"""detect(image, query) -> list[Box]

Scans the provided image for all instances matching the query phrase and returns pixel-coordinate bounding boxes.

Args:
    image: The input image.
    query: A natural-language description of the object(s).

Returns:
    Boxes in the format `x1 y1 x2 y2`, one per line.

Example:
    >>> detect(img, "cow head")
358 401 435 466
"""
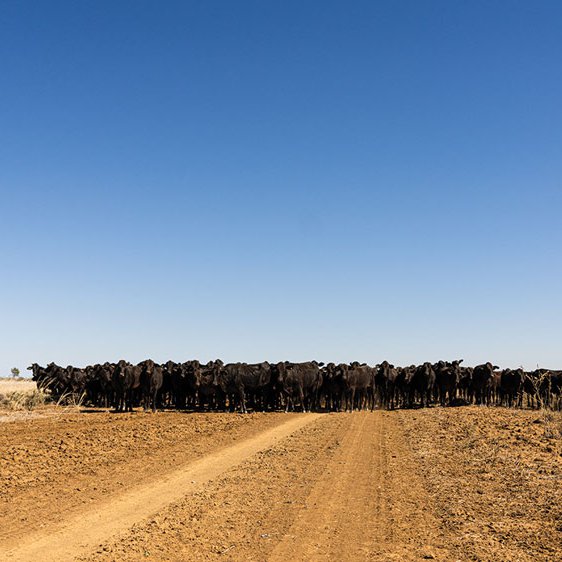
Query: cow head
27 363 42 379
337 363 349 382
273 362 289 385
208 360 222 387
116 360 128 379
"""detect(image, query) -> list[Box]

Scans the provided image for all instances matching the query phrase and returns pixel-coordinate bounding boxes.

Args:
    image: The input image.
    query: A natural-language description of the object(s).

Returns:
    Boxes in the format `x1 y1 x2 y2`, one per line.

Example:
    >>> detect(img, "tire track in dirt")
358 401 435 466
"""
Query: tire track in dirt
0 411 290 541
2 414 322 562
269 412 380 560
269 411 450 561
81 413 349 561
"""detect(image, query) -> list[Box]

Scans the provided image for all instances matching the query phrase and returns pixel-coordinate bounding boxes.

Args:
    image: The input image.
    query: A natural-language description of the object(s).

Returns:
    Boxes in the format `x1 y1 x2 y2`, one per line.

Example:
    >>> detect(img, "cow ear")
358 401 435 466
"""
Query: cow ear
318 362 325 367
493 365 499 370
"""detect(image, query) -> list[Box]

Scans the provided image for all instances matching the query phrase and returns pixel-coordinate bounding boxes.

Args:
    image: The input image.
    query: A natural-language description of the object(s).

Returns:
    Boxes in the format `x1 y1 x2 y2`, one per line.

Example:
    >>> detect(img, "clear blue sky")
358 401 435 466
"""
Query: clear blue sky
1 1 561 375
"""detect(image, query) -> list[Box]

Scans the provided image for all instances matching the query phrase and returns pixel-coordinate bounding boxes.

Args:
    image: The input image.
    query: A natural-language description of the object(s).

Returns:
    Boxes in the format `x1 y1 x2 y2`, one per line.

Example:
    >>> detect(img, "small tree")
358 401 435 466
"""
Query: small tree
11 367 20 379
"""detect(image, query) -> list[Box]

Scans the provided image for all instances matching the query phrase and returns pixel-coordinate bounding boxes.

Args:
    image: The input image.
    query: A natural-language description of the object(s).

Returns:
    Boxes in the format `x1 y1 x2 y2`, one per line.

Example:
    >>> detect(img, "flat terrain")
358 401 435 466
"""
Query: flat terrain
0 379 37 395
1 407 561 561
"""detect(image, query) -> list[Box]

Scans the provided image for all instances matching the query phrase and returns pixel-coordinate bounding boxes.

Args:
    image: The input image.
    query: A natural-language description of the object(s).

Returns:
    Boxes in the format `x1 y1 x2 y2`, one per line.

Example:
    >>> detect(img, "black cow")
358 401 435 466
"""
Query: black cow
140 359 163 412
113 360 142 412
500 368 524 408
321 363 344 411
276 361 323 412
470 363 498 405
197 360 225 410
433 360 462 406
216 362 271 413
341 362 374 412
376 361 399 409
408 362 436 408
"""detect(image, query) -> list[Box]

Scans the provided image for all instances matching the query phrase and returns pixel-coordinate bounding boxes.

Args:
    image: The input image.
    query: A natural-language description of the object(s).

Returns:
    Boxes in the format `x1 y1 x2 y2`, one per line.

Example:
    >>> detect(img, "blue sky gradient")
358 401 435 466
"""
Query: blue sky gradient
1 1 561 375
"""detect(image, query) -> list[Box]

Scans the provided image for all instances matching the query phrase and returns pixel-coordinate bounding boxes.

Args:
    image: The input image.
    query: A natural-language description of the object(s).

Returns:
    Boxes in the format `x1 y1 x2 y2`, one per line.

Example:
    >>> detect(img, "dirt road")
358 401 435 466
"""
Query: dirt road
2 408 561 561
3 414 321 562
269 412 446 561
82 411 448 562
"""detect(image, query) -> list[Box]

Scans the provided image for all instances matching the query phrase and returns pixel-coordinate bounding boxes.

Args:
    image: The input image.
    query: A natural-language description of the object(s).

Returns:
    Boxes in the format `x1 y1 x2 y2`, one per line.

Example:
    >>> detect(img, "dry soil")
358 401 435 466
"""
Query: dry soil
1 406 561 561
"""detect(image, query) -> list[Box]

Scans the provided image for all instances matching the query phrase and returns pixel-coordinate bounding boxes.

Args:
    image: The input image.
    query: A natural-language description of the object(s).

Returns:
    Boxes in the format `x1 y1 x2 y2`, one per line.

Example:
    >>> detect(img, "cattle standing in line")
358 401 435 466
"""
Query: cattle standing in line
27 359 562 413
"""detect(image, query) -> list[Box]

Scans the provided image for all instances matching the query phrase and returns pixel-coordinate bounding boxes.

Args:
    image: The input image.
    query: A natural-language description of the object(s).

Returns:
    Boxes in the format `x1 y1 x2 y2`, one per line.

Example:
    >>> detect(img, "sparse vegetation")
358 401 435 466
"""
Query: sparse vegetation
55 390 86 409
0 389 48 411
541 408 562 439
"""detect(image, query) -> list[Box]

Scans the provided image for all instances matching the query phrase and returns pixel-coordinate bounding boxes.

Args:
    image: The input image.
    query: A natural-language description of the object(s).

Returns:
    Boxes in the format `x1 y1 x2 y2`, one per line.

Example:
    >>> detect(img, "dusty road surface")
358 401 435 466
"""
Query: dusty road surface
1 408 561 561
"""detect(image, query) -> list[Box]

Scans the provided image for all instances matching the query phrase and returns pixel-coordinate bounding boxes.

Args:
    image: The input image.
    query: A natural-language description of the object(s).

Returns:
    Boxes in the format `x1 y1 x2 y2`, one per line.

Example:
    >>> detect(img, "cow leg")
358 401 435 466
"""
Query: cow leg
152 387 157 413
298 387 306 413
239 388 247 414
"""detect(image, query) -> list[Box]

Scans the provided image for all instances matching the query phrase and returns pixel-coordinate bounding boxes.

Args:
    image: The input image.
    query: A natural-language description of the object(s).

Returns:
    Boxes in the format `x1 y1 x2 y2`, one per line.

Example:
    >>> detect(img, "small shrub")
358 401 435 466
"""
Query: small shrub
541 408 562 440
1 389 49 411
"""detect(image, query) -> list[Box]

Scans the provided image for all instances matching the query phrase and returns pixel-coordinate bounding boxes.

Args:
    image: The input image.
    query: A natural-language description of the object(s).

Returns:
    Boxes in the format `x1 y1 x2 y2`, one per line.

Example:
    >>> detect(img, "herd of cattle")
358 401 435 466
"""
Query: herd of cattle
27 359 562 413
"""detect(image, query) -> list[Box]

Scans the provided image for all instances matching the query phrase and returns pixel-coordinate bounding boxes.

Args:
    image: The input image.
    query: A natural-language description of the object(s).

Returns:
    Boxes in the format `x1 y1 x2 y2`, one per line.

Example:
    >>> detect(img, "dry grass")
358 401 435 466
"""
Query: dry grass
54 390 87 410
541 407 562 439
0 380 90 424
0 379 37 394
0 379 53 416
0 379 88 414
0 389 48 411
